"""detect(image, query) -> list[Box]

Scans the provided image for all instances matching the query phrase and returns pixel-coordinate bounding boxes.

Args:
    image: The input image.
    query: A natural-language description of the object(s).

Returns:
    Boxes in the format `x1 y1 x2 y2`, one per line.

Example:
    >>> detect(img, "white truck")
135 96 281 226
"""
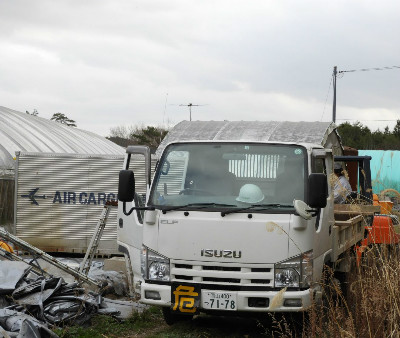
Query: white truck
117 121 365 323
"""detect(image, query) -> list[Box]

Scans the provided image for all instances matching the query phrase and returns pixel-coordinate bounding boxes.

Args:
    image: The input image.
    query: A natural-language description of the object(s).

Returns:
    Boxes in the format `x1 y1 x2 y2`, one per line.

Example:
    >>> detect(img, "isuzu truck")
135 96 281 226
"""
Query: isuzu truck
117 121 365 323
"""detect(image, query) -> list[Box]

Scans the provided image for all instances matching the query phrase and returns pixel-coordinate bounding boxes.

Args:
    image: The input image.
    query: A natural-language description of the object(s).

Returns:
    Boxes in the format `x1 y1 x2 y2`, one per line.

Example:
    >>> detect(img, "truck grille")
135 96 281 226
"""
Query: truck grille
171 260 274 287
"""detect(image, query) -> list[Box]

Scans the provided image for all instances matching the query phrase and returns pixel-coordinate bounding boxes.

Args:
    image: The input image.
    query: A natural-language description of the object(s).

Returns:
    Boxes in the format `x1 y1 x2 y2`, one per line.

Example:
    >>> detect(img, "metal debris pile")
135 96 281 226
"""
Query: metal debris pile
0 261 120 337
0 226 144 337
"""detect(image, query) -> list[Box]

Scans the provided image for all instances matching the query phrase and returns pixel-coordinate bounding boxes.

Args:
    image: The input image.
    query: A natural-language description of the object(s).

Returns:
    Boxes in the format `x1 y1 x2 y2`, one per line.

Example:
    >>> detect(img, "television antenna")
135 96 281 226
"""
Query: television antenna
179 103 207 121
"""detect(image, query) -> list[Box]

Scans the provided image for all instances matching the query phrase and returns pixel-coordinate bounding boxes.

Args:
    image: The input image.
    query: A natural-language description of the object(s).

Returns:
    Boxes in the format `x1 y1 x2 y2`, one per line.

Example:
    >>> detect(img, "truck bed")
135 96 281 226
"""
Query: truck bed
331 205 380 262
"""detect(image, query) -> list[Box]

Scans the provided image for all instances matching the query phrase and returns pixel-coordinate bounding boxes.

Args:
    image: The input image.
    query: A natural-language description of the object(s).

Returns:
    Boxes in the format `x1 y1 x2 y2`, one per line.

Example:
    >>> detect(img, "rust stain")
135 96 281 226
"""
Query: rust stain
266 221 284 234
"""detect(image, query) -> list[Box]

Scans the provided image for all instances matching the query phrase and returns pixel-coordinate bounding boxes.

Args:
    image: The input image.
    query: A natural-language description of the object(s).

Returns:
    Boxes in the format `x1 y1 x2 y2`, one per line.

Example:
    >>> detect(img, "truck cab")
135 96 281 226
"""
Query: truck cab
117 121 349 322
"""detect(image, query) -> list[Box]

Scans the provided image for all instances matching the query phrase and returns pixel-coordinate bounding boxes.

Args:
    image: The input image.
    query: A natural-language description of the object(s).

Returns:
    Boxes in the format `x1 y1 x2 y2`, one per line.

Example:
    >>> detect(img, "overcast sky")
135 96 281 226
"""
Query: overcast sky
0 0 399 137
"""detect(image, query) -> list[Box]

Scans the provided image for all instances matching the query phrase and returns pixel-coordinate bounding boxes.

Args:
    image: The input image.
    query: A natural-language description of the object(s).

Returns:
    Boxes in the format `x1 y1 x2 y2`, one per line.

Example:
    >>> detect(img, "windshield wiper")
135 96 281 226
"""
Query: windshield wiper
159 203 237 214
221 203 294 217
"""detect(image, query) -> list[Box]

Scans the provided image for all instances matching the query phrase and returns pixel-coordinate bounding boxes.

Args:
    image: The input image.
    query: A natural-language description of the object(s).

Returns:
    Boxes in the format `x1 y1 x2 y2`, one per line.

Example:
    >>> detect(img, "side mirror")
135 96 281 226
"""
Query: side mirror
118 170 135 202
308 173 328 209
294 200 312 221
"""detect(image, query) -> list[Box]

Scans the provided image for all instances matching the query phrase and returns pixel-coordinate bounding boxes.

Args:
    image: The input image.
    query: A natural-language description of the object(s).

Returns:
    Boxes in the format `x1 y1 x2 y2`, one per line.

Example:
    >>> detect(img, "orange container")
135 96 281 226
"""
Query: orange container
378 201 393 214
365 215 400 244
372 193 393 214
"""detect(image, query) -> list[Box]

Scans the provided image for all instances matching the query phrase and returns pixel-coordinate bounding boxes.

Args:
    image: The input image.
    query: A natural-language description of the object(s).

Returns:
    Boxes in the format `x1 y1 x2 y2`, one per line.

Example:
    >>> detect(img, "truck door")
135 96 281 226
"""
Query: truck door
312 150 334 260
118 147 152 251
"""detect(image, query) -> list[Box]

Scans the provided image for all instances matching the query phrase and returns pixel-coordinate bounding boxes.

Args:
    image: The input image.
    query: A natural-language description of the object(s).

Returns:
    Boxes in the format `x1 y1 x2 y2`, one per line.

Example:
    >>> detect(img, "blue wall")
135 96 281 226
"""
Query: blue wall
359 150 400 194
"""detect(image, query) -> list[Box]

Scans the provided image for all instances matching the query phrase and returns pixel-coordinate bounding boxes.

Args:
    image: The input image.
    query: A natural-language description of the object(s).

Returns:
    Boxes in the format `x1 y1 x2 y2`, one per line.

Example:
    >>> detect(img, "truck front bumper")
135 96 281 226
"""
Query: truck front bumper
140 282 314 312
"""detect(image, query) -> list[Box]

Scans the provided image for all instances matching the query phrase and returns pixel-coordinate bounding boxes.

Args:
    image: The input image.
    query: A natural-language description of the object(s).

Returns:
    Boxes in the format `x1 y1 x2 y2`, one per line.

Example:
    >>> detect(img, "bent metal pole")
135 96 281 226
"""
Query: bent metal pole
0 227 102 289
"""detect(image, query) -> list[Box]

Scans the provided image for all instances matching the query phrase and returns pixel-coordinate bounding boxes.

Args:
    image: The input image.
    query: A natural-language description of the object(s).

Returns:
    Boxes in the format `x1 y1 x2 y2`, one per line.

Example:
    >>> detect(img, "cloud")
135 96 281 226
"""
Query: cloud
0 0 399 136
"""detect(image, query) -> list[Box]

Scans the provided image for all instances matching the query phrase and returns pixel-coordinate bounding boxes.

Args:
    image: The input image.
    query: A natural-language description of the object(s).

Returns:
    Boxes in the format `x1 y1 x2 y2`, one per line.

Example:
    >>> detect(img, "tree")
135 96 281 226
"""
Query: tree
108 125 132 147
384 126 390 135
108 124 168 149
130 126 168 149
26 109 38 116
337 121 400 150
50 113 77 127
394 119 400 139
337 122 371 149
109 125 129 139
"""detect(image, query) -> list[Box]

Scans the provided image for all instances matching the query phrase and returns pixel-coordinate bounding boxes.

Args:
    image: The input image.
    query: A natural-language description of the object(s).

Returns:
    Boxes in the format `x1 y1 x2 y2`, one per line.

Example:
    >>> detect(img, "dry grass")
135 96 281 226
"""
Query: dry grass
256 188 400 337
305 244 400 337
303 180 400 336
268 191 400 338
321 247 400 337
263 245 400 337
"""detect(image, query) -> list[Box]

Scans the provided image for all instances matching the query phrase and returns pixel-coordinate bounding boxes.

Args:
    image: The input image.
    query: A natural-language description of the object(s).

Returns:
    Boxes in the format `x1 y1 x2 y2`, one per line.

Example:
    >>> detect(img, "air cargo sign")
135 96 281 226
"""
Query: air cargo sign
21 188 117 206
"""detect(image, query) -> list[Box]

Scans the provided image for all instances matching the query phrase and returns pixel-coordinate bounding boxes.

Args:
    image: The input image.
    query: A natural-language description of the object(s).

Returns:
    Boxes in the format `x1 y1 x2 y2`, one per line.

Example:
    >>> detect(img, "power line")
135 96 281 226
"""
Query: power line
320 75 333 121
338 65 400 74
331 64 400 123
336 119 398 122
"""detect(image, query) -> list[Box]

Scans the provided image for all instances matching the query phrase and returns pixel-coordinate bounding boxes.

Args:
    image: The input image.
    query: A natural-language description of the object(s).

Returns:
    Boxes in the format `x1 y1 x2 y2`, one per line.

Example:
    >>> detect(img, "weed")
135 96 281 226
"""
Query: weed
298 244 400 337
54 306 164 338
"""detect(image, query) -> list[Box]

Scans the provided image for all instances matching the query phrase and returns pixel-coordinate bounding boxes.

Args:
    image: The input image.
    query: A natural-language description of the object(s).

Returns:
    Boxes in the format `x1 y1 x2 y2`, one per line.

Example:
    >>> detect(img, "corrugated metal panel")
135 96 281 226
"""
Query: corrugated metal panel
0 106 124 175
16 153 124 253
359 150 400 194
15 152 156 254
229 154 279 178
156 121 341 157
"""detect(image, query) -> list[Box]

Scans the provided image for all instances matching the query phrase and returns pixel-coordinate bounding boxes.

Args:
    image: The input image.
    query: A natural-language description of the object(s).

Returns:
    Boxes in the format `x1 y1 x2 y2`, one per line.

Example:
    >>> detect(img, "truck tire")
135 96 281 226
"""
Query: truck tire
162 307 194 325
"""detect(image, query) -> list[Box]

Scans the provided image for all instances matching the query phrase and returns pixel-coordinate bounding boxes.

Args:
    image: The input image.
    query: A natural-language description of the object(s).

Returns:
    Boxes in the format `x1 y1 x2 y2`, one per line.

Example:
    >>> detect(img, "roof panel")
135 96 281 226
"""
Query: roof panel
0 106 124 174
156 120 339 157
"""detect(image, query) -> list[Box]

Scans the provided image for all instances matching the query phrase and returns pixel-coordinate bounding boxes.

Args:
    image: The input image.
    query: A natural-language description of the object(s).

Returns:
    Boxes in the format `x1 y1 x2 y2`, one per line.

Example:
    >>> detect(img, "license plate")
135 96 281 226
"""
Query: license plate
202 291 237 311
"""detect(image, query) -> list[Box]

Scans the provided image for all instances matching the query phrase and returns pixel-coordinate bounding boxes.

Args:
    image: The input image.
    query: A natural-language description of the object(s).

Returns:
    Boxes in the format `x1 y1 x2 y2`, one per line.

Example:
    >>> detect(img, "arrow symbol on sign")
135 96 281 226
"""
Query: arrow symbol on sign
21 188 46 205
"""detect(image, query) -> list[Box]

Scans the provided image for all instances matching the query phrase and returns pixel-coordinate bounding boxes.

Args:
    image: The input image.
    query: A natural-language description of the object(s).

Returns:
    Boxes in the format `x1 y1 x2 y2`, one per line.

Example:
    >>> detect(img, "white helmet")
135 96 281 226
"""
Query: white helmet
236 184 264 204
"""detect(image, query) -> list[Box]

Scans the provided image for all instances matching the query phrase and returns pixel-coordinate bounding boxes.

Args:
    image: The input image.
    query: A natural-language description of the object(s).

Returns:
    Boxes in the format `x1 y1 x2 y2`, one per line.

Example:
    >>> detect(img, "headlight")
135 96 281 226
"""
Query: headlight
141 245 170 282
274 250 313 288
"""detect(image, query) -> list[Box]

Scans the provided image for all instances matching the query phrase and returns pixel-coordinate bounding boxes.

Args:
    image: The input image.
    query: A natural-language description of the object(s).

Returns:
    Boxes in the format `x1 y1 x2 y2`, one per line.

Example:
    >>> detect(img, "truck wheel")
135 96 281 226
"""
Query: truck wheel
162 307 193 325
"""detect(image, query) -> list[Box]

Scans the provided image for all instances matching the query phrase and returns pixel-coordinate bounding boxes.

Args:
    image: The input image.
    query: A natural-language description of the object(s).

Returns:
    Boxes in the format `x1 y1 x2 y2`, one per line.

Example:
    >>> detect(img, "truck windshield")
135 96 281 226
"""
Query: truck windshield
150 143 306 211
